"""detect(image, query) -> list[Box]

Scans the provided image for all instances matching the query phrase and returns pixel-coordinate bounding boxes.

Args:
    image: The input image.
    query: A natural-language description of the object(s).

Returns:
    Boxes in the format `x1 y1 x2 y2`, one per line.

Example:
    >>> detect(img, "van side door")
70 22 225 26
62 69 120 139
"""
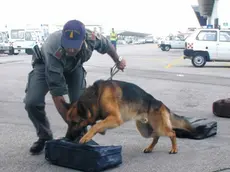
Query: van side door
217 31 230 60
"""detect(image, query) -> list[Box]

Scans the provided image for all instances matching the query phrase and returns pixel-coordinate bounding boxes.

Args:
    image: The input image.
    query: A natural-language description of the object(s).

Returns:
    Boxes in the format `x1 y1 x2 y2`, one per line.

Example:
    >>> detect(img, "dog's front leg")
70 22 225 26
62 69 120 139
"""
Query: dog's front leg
79 116 123 143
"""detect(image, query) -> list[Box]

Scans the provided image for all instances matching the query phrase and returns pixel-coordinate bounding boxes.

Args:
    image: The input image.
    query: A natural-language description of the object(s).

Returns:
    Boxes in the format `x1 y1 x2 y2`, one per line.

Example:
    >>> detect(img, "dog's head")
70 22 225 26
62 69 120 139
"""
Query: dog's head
64 101 95 131
63 101 94 141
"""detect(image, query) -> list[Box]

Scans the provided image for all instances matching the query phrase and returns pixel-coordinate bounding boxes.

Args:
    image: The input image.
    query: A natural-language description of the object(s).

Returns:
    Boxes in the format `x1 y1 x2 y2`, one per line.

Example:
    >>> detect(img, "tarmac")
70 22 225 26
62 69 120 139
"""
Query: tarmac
1 44 230 172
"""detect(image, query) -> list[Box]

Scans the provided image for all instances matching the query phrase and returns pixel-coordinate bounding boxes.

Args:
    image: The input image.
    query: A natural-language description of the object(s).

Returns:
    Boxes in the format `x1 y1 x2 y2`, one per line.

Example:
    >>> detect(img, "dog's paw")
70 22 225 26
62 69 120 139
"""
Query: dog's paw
143 147 153 153
169 148 178 154
79 135 92 144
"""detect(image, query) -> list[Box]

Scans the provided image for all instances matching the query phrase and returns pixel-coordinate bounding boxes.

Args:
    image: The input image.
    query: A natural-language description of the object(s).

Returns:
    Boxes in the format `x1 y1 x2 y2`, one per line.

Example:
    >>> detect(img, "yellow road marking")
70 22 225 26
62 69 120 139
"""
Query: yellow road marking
164 56 184 69
224 62 230 67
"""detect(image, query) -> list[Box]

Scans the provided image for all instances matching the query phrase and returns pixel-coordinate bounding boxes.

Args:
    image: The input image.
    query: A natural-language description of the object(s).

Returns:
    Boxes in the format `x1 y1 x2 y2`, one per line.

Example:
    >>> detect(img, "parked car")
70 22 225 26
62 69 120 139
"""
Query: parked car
117 40 127 45
160 36 185 51
145 36 154 43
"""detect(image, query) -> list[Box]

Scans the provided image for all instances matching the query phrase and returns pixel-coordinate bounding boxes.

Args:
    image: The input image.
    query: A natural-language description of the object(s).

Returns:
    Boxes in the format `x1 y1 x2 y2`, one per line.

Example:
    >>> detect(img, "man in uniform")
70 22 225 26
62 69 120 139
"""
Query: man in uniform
24 20 126 155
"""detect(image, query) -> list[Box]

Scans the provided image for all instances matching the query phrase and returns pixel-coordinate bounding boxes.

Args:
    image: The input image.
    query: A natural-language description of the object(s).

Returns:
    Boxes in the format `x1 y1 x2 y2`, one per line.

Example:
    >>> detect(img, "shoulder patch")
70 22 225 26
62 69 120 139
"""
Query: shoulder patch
54 47 64 59
95 33 102 39
87 32 96 40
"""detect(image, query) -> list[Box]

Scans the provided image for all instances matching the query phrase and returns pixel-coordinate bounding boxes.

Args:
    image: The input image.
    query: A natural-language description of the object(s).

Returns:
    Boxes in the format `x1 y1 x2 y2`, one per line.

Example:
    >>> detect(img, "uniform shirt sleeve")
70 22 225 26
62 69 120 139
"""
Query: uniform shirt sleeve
94 34 113 54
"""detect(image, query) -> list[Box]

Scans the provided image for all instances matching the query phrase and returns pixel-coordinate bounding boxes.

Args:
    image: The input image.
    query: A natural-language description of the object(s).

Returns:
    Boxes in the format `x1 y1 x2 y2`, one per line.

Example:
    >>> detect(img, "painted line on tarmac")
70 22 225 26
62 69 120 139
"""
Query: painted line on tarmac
164 56 184 68
0 60 24 64
133 56 166 62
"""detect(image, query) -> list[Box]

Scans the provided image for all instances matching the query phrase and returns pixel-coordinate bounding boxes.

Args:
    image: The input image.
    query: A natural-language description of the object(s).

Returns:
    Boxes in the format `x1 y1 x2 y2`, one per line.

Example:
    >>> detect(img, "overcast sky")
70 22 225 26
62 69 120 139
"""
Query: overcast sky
1 0 199 35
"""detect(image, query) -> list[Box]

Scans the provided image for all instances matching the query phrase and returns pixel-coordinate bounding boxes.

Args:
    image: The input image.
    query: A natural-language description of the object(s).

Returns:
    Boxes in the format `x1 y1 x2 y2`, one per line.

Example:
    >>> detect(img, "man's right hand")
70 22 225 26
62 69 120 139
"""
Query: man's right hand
52 96 69 123
116 58 126 71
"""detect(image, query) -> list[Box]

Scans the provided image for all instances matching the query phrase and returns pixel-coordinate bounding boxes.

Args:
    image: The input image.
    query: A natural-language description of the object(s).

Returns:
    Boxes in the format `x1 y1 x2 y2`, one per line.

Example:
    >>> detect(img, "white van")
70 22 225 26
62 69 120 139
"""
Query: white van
183 28 230 67
5 27 42 55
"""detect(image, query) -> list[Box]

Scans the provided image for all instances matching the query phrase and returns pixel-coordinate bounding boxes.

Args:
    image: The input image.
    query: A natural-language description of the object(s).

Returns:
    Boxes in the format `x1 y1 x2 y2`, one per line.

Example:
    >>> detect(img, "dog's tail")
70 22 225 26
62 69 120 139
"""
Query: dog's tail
169 111 194 132
148 98 194 133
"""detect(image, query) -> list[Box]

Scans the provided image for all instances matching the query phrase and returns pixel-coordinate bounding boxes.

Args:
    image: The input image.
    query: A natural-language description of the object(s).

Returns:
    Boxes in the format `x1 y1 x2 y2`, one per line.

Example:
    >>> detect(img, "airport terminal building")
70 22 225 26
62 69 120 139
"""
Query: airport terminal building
193 0 229 29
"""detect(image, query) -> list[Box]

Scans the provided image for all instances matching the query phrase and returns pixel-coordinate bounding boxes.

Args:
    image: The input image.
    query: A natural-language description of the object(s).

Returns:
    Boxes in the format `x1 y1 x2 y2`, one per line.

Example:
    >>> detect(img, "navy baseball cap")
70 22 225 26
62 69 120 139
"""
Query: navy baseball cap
61 20 86 49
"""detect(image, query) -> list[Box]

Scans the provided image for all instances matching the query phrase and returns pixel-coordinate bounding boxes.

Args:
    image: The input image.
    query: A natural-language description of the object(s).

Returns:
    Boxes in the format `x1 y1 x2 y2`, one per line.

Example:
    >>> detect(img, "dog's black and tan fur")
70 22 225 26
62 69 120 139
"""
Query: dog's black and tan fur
64 80 193 154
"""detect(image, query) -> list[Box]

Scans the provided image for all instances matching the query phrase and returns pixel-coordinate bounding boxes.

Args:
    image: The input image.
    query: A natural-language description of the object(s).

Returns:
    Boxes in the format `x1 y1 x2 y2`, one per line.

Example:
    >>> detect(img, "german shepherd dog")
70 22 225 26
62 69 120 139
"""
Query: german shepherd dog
64 80 193 154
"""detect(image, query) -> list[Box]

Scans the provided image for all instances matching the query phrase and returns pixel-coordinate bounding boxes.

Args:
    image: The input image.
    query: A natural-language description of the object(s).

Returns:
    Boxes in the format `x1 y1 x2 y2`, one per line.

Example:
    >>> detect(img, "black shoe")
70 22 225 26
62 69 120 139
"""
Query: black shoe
29 138 52 155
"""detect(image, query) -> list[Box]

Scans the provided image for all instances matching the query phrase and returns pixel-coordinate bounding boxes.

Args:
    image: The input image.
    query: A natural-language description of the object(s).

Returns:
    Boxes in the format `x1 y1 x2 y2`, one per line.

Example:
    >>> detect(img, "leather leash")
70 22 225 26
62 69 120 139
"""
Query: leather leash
107 64 120 80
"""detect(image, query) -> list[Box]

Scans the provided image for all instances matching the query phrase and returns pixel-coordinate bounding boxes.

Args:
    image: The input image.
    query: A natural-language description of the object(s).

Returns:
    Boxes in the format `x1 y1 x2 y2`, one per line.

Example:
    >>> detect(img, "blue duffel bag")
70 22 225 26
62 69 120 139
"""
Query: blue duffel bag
45 138 122 172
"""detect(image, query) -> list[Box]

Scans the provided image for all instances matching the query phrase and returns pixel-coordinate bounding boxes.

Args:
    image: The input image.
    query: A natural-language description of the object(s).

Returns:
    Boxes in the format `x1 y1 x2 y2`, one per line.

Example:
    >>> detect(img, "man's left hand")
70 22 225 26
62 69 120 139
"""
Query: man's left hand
117 59 126 71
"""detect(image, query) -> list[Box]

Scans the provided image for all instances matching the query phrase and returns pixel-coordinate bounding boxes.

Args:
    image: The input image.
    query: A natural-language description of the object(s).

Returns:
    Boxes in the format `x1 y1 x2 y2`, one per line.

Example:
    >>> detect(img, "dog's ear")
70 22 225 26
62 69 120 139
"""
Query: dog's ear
78 102 92 119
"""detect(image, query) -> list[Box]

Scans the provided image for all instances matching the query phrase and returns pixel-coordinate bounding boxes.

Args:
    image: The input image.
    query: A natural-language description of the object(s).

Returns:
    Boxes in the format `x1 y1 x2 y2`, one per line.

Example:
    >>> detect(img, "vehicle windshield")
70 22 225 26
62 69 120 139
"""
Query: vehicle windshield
11 29 25 39
25 31 37 41
175 37 182 41
0 32 9 42
183 33 192 40
184 31 197 40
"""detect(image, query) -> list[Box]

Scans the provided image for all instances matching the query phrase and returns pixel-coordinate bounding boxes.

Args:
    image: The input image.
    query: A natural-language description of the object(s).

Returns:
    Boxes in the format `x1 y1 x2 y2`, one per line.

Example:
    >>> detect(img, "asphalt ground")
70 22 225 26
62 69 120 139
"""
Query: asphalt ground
1 44 230 172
